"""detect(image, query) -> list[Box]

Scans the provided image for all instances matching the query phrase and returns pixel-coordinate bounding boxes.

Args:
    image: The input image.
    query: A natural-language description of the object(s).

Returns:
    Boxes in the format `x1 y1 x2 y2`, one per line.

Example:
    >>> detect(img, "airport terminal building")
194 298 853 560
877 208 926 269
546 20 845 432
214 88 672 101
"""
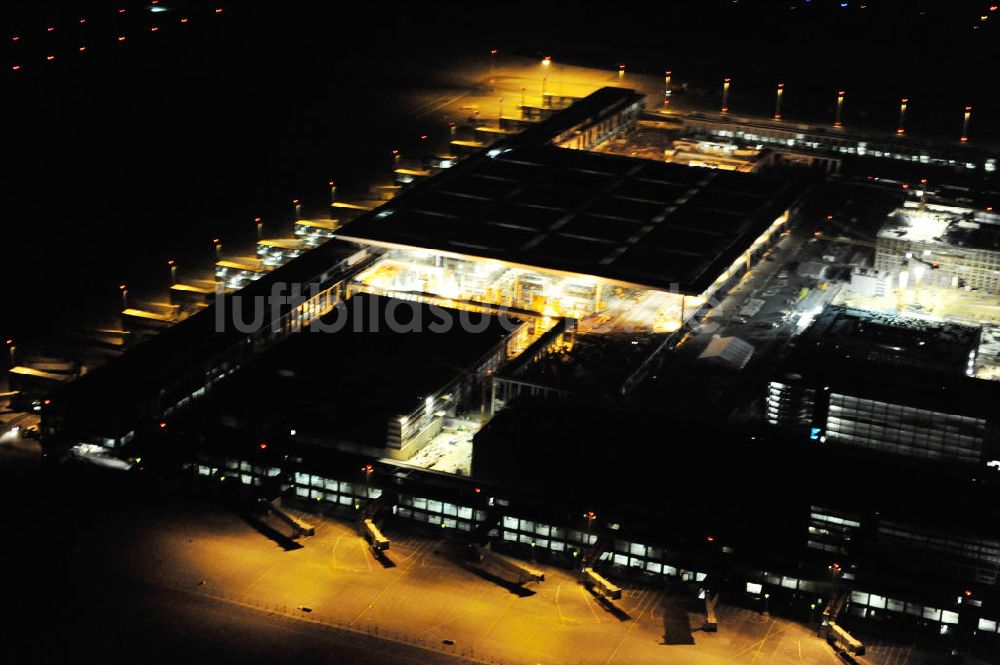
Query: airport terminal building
46 87 807 459
35 86 1000 648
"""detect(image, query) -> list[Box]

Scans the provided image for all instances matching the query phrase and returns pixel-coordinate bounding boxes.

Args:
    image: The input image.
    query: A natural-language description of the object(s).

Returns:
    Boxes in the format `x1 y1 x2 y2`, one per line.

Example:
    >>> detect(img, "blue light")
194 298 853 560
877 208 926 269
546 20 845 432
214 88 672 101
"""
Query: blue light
810 427 822 440
840 2 848 6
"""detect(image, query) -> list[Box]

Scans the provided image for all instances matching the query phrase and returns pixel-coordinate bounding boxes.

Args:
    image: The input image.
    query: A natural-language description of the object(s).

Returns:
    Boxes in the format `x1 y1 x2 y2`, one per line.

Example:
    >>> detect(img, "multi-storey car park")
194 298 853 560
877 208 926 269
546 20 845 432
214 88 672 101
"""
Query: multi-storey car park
36 86 1000 653
766 305 1000 466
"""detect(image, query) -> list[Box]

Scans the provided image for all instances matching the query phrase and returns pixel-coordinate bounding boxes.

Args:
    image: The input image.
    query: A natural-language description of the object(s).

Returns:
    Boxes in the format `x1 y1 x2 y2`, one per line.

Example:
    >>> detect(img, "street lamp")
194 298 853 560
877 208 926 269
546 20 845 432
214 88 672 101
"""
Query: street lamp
961 105 972 143
664 70 672 108
167 259 176 285
721 77 731 113
834 90 845 128
119 284 128 310
618 63 625 78
541 55 551 67
584 510 596 542
489 48 497 88
362 463 373 499
328 180 337 206
292 198 302 220
774 82 784 120
254 217 263 241
897 97 908 135
213 238 222 260
763 592 770 615
6 339 15 368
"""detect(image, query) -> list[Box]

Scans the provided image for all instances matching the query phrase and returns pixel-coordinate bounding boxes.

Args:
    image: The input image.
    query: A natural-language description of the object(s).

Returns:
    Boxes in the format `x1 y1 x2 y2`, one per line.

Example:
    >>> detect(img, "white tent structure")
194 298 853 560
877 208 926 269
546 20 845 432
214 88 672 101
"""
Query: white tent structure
698 336 755 370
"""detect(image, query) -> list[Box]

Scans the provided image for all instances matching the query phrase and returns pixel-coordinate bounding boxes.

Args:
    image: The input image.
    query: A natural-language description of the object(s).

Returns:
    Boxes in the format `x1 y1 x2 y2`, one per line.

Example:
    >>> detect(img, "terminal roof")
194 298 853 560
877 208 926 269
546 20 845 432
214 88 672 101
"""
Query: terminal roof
337 144 800 294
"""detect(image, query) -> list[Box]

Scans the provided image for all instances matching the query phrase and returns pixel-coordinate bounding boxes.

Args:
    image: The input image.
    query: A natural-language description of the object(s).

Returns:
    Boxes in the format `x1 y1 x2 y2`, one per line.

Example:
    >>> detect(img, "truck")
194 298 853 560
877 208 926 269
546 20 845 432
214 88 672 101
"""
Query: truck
362 518 390 553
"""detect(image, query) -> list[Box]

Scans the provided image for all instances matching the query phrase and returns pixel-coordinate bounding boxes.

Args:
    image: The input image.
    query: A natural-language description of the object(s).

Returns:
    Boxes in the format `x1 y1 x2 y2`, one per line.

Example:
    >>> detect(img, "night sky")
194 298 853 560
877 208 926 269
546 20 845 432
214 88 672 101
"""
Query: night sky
3 0 997 343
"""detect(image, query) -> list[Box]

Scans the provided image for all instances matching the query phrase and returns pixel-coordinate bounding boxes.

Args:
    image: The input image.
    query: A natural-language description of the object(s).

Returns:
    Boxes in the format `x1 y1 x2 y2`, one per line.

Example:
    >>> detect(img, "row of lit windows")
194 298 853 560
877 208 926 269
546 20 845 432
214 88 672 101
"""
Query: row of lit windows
878 526 999 585
399 495 482 522
827 394 984 461
826 416 982 442
810 510 861 529
879 525 1000 565
827 419 981 448
182 461 1000 633
397 507 473 531
705 129 977 168
760 573 828 592
495 517 716 581
827 431 982 462
827 413 984 437
808 539 847 554
830 397 985 429
850 591 959 624
294 472 376 499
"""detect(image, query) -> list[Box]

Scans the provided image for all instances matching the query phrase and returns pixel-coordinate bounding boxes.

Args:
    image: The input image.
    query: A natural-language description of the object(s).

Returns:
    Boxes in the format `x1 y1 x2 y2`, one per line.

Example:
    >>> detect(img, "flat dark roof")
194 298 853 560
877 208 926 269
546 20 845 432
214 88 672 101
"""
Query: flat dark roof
184 294 517 449
337 143 801 294
49 238 364 434
473 401 1000 550
798 305 980 376
775 347 1000 420
499 331 667 397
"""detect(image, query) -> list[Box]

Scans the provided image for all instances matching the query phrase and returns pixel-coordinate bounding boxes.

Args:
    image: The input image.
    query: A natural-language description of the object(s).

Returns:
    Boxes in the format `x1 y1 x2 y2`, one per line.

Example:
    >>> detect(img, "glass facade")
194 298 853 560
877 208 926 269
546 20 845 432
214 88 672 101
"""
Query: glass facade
180 459 1000 637
878 521 1000 586
826 393 984 463
808 506 862 555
